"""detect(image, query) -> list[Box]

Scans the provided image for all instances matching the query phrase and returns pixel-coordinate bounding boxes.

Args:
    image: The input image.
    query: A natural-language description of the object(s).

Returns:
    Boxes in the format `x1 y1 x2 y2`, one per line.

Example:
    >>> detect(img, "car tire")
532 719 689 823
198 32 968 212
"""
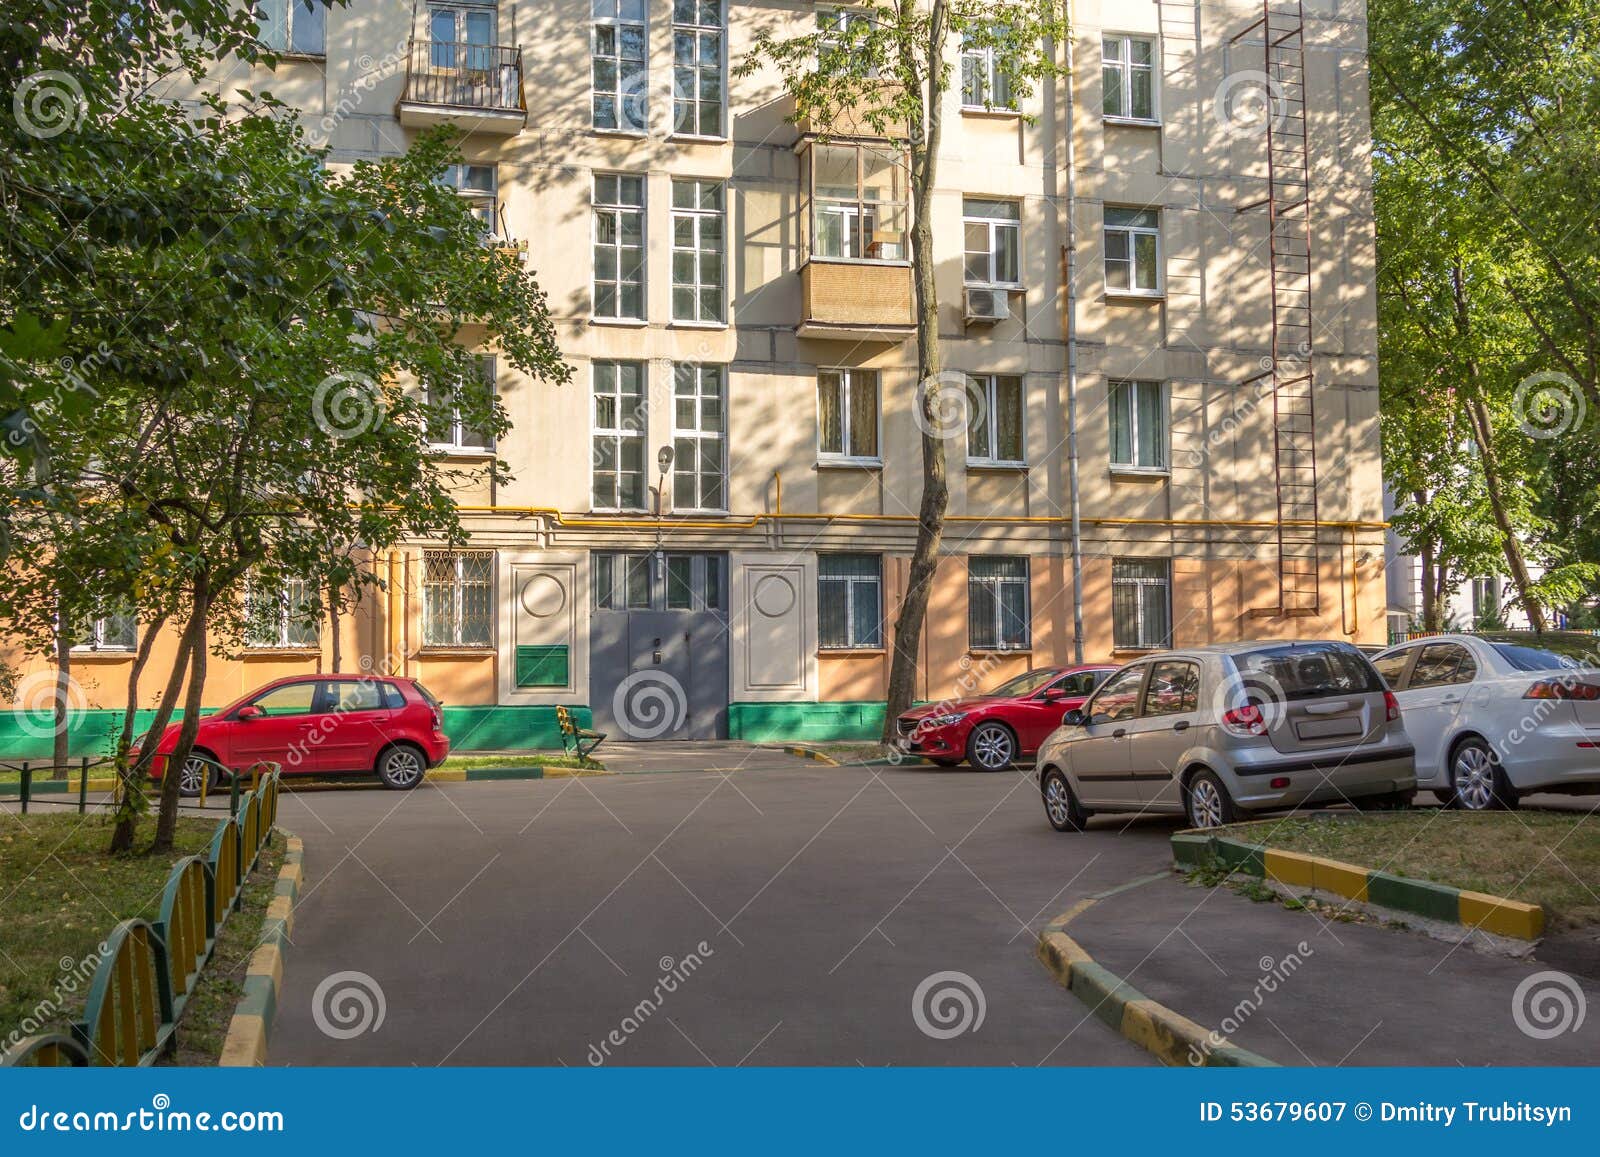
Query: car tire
966 722 1017 771
1041 767 1087 833
176 753 215 798
1448 737 1517 811
1184 768 1239 829
376 744 427 791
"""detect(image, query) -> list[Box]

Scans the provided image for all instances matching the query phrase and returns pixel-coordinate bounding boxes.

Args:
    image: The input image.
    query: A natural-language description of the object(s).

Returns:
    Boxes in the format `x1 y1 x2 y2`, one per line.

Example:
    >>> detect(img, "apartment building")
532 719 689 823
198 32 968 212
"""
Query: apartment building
7 0 1387 752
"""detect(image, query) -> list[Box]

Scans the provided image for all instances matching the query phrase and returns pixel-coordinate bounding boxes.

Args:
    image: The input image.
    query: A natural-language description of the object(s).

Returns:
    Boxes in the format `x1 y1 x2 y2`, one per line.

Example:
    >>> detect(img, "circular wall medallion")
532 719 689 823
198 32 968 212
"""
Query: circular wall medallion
519 573 566 619
752 573 796 618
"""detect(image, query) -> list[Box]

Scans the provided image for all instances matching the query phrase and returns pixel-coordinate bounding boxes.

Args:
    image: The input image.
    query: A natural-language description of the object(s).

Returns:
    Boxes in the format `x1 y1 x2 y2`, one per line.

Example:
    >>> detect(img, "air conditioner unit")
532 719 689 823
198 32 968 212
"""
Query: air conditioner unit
964 287 1011 324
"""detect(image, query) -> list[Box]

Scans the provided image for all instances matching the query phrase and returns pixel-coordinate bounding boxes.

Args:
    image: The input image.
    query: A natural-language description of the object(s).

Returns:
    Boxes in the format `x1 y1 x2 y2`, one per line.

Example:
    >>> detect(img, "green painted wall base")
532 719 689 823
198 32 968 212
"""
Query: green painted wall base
728 701 887 743
0 709 218 761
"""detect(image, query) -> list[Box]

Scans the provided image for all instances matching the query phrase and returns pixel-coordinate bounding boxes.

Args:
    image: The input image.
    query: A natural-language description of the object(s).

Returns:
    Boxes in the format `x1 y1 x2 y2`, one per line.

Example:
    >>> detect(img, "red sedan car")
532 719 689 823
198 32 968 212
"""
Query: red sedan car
895 665 1117 770
140 674 451 794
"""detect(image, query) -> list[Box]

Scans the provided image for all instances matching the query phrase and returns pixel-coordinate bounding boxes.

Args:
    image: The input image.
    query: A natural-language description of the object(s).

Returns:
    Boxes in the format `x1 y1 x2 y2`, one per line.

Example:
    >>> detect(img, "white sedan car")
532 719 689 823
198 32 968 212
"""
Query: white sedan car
1373 633 1600 809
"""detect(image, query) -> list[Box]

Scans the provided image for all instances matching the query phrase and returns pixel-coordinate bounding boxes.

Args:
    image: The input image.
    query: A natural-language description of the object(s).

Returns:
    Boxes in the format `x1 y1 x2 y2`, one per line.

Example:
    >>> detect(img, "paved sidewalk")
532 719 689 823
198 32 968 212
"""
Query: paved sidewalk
1064 873 1600 1065
600 741 821 775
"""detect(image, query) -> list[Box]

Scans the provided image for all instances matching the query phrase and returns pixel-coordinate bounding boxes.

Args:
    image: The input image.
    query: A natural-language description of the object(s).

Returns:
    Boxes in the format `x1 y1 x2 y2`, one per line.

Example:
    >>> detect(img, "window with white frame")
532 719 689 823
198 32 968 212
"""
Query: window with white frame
258 0 325 55
1109 379 1167 469
673 363 726 511
966 374 1025 465
244 578 319 649
440 163 498 238
1102 34 1157 122
817 7 875 74
960 32 1013 109
593 361 647 510
817 369 879 461
592 0 647 132
423 551 494 647
968 557 1030 650
810 142 908 261
428 3 496 69
671 179 725 323
1104 206 1161 295
594 552 652 609
593 173 646 319
963 198 1021 286
1112 558 1172 649
74 609 137 652
672 0 724 136
427 355 495 452
819 555 883 649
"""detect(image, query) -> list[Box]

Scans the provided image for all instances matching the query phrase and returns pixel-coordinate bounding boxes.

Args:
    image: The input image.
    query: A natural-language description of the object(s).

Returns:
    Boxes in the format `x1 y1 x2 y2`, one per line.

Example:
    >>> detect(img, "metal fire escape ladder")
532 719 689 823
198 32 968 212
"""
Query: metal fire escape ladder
1232 0 1320 617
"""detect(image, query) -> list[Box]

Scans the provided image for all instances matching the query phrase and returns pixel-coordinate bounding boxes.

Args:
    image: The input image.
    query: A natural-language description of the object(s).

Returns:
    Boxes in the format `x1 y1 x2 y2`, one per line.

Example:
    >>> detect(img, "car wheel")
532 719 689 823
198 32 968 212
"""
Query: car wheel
176 754 213 798
966 722 1017 771
377 744 426 791
1041 768 1087 833
1185 769 1238 829
1449 738 1516 811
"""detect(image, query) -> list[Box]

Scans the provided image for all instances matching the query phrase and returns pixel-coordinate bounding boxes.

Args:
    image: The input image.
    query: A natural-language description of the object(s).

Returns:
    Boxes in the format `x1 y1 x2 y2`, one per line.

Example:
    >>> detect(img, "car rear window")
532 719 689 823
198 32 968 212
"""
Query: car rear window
1492 643 1586 672
1230 642 1383 701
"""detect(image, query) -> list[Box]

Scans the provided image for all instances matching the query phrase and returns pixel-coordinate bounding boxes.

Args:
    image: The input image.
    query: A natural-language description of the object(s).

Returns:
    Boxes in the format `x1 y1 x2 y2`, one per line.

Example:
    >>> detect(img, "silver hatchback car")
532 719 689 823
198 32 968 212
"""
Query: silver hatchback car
1037 640 1418 831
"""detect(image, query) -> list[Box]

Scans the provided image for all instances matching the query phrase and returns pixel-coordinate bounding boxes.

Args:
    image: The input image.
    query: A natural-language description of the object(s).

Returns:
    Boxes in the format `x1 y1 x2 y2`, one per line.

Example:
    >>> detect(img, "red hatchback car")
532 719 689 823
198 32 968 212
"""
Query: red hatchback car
895 665 1116 770
141 675 451 794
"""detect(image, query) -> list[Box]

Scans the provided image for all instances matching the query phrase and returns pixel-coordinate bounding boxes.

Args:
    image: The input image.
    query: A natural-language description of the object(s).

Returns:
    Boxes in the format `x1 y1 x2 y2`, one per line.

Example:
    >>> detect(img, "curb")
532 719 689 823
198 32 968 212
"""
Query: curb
219 833 304 1067
782 745 840 766
1035 895 1277 1068
0 764 607 799
1173 831 1545 940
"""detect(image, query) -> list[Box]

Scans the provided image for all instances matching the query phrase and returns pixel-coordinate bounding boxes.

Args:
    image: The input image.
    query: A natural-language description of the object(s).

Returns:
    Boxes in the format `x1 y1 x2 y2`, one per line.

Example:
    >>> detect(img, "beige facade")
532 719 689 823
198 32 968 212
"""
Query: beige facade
4 0 1388 746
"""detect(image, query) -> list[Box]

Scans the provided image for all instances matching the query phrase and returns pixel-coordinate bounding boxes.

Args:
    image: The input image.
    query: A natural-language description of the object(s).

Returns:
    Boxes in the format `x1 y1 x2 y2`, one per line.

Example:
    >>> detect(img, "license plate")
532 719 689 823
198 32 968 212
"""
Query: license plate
1295 717 1363 740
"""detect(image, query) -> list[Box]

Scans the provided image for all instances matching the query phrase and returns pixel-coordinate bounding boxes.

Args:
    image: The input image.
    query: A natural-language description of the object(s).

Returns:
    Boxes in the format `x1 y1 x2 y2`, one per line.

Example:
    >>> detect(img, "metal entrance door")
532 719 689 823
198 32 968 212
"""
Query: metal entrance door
589 552 729 740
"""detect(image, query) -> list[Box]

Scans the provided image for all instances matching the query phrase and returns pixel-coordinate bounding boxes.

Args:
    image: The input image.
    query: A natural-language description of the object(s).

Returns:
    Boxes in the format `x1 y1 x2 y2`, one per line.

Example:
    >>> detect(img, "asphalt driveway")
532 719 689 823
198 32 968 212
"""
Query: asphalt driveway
267 760 1176 1066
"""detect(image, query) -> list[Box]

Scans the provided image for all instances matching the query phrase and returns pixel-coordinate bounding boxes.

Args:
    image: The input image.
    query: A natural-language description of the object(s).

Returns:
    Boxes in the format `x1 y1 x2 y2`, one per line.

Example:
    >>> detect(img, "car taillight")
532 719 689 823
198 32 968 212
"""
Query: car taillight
1525 679 1600 701
1221 704 1267 736
1384 690 1400 722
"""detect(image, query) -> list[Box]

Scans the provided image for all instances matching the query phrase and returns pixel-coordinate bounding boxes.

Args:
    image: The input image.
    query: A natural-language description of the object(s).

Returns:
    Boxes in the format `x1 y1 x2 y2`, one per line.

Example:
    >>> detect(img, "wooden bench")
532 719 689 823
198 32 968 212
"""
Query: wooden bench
556 705 605 761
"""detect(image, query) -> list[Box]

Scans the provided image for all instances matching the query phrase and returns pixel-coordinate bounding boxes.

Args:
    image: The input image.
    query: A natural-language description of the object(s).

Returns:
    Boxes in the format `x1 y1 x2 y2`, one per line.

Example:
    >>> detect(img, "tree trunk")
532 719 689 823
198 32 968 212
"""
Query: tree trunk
51 606 71 779
110 611 197 853
152 576 209 853
107 613 168 853
1417 504 1438 631
882 0 949 743
329 582 342 673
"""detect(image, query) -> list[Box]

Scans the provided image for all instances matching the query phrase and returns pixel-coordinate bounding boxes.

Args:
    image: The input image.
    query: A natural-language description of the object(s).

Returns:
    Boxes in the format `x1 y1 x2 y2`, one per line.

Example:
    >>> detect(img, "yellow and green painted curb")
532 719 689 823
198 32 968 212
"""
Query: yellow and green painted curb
1172 831 1546 941
1035 886 1277 1069
219 834 304 1067
0 763 606 799
782 745 841 766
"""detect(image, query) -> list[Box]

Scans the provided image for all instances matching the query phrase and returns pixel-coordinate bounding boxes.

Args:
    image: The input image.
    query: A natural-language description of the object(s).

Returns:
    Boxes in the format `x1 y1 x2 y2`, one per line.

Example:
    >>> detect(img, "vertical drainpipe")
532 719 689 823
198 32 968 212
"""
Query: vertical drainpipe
1063 11 1086 664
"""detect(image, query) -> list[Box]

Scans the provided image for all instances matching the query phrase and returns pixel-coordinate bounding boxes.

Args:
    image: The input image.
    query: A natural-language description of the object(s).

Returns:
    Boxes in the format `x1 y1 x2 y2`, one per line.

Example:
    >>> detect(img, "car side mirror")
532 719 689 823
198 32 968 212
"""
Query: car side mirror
1040 687 1068 702
1062 708 1086 727
236 705 263 721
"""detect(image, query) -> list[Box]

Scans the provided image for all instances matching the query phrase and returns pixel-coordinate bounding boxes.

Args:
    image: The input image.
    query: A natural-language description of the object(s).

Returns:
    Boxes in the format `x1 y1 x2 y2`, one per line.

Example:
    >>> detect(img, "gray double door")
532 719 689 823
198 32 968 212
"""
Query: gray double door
589 552 729 741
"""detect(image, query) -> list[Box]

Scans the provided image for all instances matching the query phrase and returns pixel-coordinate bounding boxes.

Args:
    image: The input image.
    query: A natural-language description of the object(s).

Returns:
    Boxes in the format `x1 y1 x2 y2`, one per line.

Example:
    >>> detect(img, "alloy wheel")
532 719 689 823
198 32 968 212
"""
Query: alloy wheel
383 748 424 788
1045 777 1071 826
1453 745 1495 810
1189 778 1225 828
179 757 209 794
971 725 1013 770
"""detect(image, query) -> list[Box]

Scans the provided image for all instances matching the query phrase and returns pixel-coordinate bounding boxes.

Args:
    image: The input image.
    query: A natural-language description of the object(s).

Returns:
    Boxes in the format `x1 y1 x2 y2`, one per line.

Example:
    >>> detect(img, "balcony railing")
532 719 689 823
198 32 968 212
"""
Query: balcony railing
398 39 527 130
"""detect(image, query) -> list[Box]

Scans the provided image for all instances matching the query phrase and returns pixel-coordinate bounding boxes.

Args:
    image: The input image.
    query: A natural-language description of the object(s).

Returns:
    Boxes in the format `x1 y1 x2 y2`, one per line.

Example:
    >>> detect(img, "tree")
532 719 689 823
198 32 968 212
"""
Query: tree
742 1 1069 737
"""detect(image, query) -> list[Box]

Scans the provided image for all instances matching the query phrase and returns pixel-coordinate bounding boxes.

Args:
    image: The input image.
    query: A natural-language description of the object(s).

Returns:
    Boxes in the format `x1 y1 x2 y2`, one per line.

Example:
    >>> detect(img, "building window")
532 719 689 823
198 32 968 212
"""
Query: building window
809 142 908 261
593 173 646 319
427 355 495 452
969 556 1030 650
966 374 1025 465
593 360 647 510
74 609 136 652
428 3 497 67
672 0 724 136
592 0 648 132
963 198 1021 286
665 553 723 611
1112 558 1172 649
440 163 498 238
594 552 652 609
673 363 726 511
960 33 1013 109
819 555 883 649
1104 207 1161 295
1109 379 1166 469
817 369 879 461
671 179 725 323
1103 34 1157 122
817 7 875 73
258 0 326 55
244 578 319 650
423 551 494 647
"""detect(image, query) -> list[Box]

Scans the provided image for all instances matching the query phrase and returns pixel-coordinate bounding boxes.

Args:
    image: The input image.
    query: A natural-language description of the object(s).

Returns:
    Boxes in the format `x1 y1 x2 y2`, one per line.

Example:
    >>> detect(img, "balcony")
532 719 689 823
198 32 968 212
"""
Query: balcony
397 40 527 136
798 259 915 342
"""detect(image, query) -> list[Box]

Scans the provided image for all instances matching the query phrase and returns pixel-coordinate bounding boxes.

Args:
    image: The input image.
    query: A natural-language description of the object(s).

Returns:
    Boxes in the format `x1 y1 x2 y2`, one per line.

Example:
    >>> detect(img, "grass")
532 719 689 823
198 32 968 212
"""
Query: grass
0 811 218 1043
1219 810 1600 930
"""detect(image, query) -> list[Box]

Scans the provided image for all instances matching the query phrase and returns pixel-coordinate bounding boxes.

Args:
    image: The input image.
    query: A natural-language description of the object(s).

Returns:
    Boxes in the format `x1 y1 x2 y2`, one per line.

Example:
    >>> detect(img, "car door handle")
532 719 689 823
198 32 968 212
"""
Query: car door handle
1172 720 1191 732
1440 694 1462 704
1112 727 1127 739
